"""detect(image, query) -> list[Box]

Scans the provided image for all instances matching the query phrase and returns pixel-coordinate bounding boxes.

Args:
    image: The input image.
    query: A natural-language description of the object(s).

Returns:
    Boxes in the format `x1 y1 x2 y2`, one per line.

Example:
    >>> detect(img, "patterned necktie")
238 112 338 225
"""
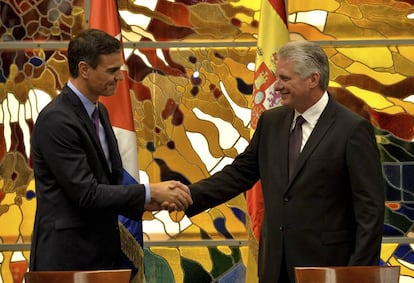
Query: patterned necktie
289 115 305 181
92 106 100 138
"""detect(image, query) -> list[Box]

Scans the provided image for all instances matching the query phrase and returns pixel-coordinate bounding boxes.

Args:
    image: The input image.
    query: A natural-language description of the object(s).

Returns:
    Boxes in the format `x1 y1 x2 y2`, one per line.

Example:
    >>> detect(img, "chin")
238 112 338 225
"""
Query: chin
280 98 290 107
104 90 116 97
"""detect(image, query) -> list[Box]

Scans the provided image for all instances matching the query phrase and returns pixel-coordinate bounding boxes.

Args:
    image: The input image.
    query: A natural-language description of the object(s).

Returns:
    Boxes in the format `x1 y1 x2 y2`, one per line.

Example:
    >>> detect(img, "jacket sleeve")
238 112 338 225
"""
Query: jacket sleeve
346 119 384 265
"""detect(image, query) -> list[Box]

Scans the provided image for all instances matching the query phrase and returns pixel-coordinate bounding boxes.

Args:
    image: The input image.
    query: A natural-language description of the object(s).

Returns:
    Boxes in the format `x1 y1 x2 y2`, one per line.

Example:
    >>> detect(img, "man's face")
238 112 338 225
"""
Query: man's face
86 52 124 99
274 58 314 113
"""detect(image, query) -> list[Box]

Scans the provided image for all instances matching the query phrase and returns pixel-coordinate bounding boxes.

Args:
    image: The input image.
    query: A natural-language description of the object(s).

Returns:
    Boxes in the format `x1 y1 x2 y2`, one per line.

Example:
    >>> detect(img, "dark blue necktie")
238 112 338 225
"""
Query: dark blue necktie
289 115 305 181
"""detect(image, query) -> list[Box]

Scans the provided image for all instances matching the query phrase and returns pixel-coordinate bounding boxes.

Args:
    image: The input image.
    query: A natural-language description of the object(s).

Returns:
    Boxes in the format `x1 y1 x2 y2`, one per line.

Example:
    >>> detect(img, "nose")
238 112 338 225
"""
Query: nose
273 78 283 91
115 71 124 81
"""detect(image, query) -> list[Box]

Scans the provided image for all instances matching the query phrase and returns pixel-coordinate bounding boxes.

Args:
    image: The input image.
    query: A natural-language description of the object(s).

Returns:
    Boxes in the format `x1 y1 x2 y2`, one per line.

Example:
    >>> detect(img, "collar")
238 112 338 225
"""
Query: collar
67 81 97 117
294 91 329 127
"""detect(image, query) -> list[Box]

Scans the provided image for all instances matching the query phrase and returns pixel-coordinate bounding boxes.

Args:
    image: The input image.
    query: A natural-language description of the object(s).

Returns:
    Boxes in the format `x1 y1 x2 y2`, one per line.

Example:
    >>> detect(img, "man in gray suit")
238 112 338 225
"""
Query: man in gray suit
29 29 192 271
185 40 384 283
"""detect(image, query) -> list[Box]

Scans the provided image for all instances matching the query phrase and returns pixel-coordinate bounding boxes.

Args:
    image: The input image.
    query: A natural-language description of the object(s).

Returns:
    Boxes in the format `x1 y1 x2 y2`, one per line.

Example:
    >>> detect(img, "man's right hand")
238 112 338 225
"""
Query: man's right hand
148 181 192 211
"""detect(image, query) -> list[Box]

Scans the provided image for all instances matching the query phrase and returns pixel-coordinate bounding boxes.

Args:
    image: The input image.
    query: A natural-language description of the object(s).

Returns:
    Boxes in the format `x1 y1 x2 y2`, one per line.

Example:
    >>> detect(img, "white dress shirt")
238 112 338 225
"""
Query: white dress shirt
291 92 329 151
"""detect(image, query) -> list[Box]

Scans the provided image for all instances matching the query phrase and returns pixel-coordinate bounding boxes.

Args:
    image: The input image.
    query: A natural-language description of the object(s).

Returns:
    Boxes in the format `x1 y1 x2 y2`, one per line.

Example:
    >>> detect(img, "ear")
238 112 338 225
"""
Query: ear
78 61 89 79
309 72 320 88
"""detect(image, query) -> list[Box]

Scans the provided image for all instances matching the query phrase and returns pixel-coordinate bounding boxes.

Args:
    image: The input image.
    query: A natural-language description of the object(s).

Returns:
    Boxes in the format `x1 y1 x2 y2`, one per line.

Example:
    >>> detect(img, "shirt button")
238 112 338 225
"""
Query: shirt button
279 226 284 231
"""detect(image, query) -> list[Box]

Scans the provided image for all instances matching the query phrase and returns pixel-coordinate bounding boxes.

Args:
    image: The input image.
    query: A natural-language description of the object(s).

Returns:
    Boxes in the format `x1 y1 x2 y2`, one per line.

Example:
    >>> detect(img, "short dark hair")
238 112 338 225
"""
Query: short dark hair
68 29 121 77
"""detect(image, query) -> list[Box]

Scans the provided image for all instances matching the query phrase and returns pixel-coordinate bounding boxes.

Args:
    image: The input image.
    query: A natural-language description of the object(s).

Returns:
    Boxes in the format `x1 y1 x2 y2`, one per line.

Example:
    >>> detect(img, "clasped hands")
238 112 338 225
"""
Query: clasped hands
145 181 193 211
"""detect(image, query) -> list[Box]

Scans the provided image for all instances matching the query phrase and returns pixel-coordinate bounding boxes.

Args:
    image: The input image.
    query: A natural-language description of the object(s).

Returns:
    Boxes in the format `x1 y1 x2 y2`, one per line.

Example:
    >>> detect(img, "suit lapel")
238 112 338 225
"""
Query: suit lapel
63 86 118 176
97 103 123 176
63 86 101 147
281 110 295 185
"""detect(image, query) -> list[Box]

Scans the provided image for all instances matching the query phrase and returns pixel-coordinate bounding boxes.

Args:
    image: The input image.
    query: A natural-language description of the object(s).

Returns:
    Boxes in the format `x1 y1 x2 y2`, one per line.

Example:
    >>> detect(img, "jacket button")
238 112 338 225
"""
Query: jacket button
279 226 284 231
284 197 289 202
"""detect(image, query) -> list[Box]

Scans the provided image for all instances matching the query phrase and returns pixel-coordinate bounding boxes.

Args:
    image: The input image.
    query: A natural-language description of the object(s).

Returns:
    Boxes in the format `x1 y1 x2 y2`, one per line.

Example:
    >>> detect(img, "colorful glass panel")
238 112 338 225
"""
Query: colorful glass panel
2 0 414 282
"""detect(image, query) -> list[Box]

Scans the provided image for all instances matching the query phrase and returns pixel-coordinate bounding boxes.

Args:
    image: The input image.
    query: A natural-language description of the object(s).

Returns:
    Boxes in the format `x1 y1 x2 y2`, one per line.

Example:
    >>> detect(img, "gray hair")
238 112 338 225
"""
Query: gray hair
278 40 329 91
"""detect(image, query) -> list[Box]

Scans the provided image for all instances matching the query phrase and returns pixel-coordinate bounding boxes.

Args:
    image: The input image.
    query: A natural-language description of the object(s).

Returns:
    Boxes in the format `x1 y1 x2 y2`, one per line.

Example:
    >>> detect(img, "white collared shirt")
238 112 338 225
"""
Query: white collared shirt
292 92 329 151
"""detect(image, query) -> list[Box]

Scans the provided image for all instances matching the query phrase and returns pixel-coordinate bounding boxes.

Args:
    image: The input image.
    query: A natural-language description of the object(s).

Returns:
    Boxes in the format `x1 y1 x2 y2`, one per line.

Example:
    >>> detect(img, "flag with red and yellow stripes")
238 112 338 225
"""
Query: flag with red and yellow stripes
248 0 289 255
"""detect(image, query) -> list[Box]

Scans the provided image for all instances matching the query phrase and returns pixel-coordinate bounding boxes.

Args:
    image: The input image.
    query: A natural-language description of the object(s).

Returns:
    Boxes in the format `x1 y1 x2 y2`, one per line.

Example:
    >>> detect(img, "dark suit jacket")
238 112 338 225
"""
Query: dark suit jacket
29 85 146 271
186 96 384 282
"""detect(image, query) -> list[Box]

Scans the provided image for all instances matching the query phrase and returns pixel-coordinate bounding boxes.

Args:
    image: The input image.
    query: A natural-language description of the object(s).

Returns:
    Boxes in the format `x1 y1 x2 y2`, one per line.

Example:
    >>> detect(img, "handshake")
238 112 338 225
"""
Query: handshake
145 181 193 211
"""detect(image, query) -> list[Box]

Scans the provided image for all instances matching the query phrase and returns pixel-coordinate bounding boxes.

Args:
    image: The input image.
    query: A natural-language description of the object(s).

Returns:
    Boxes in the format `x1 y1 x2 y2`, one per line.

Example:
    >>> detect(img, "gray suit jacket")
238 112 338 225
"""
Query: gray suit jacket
30 85 146 271
186 95 384 282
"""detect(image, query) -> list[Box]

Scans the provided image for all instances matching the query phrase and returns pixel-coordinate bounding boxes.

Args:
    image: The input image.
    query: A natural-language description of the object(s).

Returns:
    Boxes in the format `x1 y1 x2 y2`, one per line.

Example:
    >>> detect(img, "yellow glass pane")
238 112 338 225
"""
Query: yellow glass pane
346 86 393 109
289 0 339 13
338 47 393 69
346 62 405 85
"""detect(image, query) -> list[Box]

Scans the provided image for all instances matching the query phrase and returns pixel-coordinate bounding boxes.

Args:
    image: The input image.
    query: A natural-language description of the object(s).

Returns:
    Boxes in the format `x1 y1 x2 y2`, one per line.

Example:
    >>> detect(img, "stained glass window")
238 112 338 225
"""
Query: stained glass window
2 0 414 282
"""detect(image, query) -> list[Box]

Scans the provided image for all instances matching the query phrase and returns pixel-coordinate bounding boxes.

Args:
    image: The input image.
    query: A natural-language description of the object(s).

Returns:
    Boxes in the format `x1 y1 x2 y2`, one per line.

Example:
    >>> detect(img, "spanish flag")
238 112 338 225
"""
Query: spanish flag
247 0 289 276
89 1 144 282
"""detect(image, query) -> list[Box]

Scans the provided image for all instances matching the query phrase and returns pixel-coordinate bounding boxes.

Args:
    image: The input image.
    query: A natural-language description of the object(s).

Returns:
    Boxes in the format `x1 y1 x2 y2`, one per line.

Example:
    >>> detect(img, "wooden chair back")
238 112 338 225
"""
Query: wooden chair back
24 269 131 283
294 266 400 283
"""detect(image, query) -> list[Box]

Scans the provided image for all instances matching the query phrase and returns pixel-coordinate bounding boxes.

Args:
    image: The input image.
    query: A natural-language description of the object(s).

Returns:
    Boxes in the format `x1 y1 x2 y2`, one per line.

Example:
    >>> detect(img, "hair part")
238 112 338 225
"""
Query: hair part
278 40 329 91
68 29 121 78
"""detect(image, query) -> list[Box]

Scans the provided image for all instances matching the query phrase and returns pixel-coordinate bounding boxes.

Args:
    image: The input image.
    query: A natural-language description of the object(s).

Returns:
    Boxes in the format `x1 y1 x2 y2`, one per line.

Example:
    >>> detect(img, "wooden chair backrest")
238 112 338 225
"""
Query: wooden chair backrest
294 266 400 283
24 269 131 283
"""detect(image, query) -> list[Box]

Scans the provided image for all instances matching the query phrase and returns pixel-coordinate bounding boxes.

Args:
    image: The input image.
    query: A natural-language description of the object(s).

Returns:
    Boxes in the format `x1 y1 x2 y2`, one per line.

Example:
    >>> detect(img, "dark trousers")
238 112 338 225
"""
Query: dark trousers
278 252 291 283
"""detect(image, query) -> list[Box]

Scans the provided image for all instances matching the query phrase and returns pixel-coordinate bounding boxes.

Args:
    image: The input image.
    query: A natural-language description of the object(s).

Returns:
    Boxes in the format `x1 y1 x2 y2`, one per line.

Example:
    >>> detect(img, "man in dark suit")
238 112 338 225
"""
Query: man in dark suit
29 29 192 271
185 40 384 282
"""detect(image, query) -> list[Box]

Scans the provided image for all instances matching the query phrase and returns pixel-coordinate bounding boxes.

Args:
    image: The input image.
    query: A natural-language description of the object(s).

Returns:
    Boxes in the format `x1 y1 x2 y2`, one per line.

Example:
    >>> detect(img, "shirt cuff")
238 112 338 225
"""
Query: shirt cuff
144 183 151 204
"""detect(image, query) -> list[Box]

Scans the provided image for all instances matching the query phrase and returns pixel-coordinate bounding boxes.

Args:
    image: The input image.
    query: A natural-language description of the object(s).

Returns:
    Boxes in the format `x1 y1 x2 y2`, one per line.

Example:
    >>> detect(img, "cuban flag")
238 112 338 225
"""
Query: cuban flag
89 1 144 281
